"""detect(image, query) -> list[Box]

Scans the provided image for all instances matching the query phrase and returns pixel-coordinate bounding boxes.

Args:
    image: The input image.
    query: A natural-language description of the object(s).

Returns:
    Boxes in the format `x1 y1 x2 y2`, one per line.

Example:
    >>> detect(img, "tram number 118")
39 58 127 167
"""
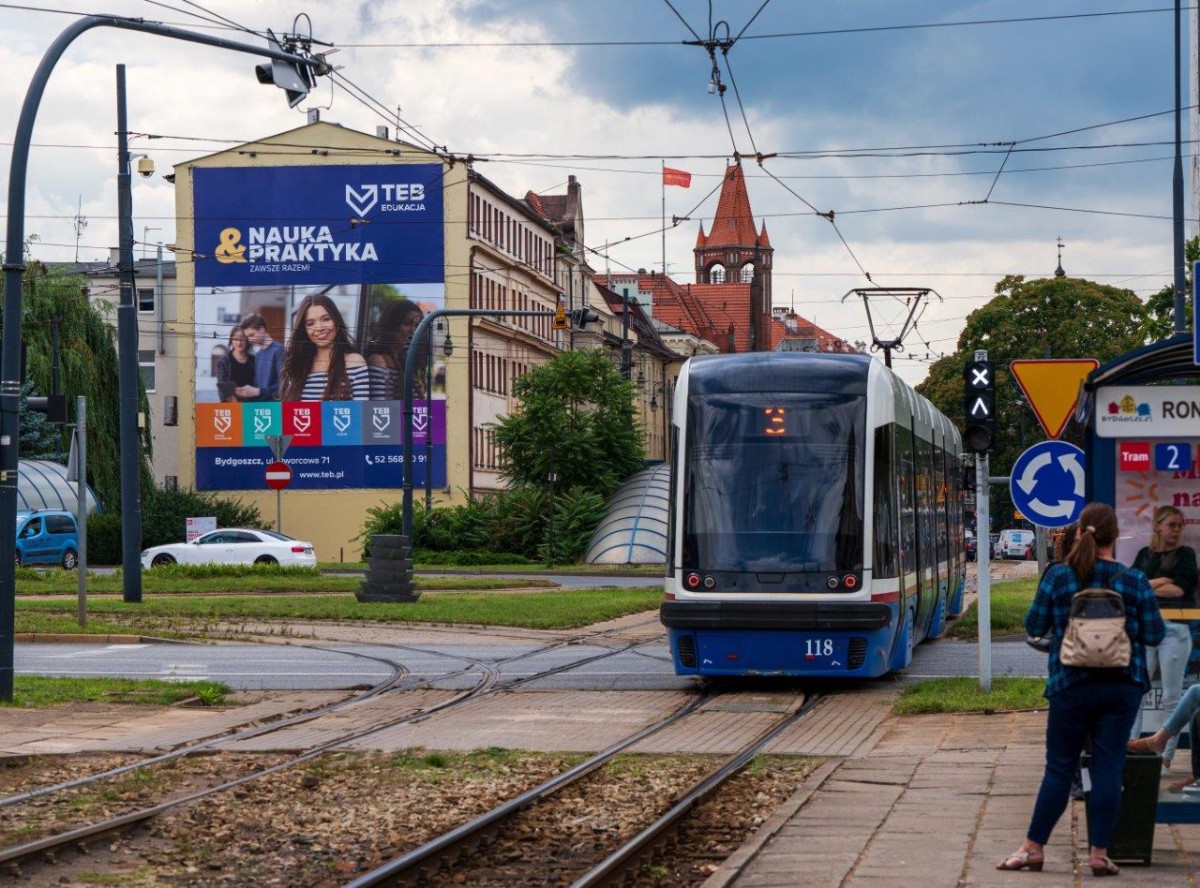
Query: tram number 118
805 638 835 658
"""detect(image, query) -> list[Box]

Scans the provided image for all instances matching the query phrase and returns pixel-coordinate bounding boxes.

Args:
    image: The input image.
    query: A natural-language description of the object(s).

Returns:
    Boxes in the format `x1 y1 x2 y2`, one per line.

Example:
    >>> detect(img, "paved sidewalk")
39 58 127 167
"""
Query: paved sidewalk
705 710 1200 887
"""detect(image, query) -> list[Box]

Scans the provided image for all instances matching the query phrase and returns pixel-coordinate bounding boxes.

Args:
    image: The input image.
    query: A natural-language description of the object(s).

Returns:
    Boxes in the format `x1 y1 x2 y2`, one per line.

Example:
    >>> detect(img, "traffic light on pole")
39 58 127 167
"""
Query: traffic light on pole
962 359 995 453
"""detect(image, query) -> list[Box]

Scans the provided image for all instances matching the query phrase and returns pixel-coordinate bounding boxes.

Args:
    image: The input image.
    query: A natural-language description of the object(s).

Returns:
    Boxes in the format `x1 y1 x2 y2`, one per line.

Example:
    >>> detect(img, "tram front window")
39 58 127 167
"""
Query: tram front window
682 393 865 574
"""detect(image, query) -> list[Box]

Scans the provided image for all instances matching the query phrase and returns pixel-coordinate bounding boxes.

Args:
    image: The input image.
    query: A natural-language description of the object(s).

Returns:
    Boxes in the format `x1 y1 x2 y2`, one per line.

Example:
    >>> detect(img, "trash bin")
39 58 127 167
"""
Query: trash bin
1081 751 1160 864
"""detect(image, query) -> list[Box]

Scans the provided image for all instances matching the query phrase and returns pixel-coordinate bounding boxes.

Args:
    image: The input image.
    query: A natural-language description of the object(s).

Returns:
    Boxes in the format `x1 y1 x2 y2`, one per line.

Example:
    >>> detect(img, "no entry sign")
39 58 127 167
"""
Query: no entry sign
265 461 292 490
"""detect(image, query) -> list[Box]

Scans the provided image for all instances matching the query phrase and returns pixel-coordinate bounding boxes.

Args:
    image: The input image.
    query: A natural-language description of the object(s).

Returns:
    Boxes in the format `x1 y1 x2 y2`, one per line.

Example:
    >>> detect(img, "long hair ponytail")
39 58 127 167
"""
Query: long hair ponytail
1064 502 1119 585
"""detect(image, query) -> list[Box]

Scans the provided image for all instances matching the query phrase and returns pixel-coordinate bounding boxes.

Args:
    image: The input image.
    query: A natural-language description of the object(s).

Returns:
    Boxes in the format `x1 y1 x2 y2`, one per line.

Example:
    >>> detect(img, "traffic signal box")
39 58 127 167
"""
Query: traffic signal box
963 359 995 454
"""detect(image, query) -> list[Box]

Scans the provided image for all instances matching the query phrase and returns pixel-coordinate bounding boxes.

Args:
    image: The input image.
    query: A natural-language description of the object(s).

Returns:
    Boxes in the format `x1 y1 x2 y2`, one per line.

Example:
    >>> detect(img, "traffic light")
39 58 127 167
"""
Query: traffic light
962 359 995 453
255 32 317 109
27 394 67 425
570 308 600 328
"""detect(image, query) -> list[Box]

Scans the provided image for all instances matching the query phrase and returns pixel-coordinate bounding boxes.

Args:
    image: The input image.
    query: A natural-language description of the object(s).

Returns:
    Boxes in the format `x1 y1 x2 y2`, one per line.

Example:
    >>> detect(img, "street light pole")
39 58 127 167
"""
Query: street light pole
401 309 554 540
0 14 324 702
116 65 142 604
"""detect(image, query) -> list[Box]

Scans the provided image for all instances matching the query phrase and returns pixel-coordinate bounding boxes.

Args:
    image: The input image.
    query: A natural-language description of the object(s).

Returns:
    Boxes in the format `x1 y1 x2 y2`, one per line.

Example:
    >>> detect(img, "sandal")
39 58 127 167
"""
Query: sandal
1127 736 1163 756
1089 856 1119 877
996 849 1044 871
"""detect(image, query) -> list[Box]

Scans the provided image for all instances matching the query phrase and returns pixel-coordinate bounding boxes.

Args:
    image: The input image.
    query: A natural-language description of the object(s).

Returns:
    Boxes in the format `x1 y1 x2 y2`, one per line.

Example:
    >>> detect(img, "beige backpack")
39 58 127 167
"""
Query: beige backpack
1059 575 1131 669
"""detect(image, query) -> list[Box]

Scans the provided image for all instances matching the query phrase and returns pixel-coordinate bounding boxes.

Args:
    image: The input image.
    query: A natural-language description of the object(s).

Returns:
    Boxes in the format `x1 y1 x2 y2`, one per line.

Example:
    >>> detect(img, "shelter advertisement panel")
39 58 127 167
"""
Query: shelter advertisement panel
191 164 447 490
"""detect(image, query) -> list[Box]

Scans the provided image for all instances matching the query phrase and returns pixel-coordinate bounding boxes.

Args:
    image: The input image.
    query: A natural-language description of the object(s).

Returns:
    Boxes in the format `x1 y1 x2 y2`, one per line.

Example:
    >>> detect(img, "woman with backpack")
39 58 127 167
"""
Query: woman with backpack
998 502 1164 877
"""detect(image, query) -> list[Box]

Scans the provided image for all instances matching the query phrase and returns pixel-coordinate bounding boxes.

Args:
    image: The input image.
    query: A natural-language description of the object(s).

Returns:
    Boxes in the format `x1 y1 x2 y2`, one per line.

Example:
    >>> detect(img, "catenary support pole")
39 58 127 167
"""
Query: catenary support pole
76 397 87 627
0 13 321 701
1174 0 1187 334
116 65 142 604
401 309 554 540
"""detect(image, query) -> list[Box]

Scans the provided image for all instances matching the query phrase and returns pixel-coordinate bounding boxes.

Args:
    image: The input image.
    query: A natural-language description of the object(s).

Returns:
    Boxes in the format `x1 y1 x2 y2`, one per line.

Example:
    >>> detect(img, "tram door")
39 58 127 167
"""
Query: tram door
914 437 936 633
896 427 917 621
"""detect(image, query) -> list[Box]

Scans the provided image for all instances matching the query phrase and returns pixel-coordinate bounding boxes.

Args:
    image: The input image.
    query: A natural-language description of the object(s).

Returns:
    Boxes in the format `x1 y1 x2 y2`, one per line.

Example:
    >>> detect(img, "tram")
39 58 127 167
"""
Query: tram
660 351 966 678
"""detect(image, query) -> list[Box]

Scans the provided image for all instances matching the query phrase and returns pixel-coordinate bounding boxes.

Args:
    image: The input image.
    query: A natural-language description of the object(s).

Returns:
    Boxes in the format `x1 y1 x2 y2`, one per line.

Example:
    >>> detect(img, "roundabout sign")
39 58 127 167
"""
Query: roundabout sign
1009 441 1087 528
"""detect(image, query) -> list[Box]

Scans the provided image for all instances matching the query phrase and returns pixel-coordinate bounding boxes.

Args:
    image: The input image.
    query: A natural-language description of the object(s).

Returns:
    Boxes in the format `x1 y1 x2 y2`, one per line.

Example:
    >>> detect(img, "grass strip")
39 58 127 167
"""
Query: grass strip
949 576 1038 639
15 570 556 596
895 676 1046 715
5 675 231 708
16 587 664 632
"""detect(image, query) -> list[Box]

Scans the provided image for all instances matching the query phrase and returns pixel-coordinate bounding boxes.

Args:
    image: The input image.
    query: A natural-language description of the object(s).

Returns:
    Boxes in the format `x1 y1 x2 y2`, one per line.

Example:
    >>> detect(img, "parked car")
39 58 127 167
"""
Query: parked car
141 528 317 569
998 528 1035 560
15 509 79 569
965 532 978 558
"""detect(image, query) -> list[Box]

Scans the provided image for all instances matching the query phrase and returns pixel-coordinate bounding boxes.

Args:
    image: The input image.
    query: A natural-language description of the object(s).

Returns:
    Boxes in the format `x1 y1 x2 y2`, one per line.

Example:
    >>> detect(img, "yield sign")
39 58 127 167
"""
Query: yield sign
1010 358 1099 439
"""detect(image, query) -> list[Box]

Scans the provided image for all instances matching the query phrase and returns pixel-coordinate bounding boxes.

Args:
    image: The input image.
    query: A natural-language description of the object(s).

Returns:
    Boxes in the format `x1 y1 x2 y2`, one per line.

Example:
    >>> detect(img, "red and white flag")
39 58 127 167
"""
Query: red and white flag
663 167 692 188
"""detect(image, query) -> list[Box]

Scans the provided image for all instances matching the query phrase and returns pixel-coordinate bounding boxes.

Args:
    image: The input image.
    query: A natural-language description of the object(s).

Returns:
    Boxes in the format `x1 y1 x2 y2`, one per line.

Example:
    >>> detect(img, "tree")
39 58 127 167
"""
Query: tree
0 253 152 510
917 274 1146 525
490 349 645 499
1140 235 1197 342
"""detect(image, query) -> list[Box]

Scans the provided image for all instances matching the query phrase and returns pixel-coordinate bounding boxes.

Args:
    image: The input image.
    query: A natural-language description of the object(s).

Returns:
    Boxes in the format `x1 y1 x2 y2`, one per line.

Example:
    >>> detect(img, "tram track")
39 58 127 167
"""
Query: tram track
342 691 819 888
0 628 669 879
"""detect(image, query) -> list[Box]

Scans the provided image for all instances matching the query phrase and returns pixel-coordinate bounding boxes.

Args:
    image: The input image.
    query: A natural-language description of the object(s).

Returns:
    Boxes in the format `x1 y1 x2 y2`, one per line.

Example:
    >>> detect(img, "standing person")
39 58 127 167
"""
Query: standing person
279 293 369 401
235 313 284 402
1128 505 1198 768
216 327 256 402
997 502 1164 877
365 299 425 400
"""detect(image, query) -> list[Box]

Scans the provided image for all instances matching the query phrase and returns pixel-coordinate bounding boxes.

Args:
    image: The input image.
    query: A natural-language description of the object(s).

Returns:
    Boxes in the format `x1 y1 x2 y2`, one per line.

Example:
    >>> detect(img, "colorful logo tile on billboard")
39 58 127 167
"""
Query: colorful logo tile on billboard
321 402 361 446
283 402 322 446
244 404 282 446
193 164 444 287
197 404 242 446
364 402 401 445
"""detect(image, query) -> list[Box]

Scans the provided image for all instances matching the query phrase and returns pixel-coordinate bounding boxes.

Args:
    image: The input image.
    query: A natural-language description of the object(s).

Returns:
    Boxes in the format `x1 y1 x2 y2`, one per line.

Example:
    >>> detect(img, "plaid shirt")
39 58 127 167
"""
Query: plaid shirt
1025 559 1164 698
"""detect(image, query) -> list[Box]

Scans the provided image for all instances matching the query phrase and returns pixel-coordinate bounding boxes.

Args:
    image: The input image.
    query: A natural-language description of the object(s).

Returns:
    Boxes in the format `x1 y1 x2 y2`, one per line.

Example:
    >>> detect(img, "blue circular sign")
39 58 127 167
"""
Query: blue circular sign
1009 441 1087 529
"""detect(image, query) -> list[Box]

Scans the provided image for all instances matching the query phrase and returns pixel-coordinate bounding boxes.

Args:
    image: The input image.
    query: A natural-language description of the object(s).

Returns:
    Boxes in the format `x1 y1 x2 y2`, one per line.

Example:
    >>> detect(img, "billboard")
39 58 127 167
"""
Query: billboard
192 164 446 490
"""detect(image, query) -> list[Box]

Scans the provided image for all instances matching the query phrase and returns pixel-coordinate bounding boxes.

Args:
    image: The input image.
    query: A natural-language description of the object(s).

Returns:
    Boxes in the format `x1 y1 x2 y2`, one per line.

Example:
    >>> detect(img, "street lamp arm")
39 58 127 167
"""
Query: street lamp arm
401 309 554 538
0 14 328 701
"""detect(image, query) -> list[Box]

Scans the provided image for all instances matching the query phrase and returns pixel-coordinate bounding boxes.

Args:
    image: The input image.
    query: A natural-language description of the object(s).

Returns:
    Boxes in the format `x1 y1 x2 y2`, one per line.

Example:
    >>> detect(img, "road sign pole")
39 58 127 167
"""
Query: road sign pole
974 348 992 692
276 488 282 534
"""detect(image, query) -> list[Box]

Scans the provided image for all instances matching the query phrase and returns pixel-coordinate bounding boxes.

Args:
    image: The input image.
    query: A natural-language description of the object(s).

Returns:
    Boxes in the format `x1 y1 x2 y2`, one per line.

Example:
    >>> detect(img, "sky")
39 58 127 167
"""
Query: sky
1 1 1196 386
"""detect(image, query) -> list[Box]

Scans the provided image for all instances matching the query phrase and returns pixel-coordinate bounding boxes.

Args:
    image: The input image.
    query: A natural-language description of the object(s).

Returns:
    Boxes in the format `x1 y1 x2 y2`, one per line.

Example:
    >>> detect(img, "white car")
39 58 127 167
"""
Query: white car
141 528 317 569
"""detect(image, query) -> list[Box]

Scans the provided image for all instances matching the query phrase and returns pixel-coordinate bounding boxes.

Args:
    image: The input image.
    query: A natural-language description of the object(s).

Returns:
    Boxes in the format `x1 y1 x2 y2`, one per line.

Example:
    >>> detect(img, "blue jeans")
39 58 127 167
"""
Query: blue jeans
1164 683 1200 736
1028 681 1143 848
1131 621 1192 762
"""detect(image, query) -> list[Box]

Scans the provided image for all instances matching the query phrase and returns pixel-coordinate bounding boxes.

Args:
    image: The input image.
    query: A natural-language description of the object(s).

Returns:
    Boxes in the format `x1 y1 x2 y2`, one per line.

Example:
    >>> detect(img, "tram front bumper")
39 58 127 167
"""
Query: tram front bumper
660 599 893 631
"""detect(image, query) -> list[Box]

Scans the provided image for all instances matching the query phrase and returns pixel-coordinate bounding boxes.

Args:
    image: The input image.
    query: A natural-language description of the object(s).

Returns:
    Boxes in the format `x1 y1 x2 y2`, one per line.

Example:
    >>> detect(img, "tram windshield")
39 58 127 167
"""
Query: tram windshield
682 392 865 574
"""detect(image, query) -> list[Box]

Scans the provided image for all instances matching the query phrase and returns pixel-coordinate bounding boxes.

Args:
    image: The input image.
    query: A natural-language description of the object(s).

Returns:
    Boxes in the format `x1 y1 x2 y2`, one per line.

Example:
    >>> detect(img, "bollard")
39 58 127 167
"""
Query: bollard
355 534 419 603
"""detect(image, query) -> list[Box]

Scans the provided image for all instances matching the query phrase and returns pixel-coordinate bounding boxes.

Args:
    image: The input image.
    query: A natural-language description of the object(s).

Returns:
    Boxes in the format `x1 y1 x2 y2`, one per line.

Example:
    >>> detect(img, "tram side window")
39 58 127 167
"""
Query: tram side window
917 440 935 572
873 425 899 578
896 426 916 576
933 443 947 558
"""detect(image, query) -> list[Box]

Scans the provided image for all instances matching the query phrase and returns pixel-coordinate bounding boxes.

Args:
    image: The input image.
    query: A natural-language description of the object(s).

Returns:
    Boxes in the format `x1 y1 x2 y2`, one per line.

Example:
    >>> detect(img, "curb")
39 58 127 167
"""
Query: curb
15 633 195 644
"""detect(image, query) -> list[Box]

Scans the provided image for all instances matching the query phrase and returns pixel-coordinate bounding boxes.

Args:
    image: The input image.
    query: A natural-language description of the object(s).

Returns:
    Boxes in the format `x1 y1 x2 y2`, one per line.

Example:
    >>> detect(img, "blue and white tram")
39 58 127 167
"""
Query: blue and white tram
660 352 966 678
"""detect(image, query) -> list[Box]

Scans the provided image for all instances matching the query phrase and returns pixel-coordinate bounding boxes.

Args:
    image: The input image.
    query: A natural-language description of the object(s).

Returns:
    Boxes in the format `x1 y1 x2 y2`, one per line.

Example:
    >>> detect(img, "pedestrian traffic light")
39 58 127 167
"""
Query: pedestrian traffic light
963 359 995 453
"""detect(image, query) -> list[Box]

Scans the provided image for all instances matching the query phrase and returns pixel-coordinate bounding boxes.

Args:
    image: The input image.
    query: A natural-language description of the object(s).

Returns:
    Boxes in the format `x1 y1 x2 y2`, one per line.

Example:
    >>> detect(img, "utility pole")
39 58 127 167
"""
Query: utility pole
116 65 142 604
1175 0 1187 334
74 397 87 627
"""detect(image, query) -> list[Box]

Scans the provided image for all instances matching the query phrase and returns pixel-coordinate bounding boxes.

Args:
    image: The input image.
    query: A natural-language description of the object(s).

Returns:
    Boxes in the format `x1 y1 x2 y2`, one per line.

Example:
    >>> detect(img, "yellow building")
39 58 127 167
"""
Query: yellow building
171 122 674 560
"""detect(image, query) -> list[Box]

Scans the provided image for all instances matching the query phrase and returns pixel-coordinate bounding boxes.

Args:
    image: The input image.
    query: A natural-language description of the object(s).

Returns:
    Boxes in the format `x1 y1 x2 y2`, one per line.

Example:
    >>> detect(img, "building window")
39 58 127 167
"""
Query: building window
709 266 725 284
138 287 155 312
740 263 754 283
139 350 156 392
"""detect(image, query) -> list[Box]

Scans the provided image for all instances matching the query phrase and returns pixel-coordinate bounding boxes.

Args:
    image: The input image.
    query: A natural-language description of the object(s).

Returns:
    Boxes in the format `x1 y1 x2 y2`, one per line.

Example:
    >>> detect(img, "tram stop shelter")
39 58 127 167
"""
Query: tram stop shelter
1079 332 1200 827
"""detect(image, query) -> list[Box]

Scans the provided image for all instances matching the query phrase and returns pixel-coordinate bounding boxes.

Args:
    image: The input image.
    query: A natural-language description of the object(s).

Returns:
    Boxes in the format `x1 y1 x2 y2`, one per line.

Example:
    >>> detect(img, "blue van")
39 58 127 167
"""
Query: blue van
15 510 80 569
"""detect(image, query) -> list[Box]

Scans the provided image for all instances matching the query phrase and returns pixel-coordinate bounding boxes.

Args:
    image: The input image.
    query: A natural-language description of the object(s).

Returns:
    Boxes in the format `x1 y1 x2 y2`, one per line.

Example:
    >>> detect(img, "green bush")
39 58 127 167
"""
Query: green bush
86 512 123 565
141 488 266 549
540 488 607 564
142 563 320 579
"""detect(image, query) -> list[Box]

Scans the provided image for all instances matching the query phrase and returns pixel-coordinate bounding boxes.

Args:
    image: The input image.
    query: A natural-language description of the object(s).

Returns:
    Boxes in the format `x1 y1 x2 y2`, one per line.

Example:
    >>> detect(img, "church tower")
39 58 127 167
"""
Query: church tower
694 162 774 350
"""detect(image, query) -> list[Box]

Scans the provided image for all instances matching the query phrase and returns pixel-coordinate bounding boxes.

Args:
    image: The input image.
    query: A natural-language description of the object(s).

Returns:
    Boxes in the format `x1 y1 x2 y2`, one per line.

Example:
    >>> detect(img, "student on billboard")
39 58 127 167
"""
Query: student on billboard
216 327 256 402
236 313 285 402
279 293 370 401
365 299 428 400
